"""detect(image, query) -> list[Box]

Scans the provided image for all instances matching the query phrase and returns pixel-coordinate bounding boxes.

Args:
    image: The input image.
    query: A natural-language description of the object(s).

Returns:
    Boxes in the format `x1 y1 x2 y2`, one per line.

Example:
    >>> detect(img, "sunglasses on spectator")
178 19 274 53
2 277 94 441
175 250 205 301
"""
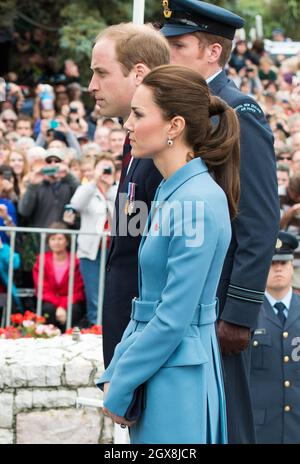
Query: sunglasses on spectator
46 157 61 164
277 155 291 161
2 119 16 122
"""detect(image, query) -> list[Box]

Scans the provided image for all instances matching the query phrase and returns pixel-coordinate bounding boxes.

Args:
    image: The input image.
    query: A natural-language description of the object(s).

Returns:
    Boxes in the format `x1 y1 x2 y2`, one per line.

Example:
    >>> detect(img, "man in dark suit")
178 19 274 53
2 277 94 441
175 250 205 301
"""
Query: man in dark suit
250 231 300 444
88 23 169 367
160 0 280 443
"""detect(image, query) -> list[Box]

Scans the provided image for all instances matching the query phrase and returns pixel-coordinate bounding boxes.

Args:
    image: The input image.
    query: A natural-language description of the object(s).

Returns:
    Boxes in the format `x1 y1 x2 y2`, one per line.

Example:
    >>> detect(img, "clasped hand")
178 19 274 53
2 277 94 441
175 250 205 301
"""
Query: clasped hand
102 383 135 428
217 320 250 356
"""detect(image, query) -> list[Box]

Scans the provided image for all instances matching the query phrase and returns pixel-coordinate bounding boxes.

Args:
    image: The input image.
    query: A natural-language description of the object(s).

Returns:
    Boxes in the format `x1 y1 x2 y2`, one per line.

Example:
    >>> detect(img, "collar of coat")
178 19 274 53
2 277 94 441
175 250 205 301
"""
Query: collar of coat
155 157 208 203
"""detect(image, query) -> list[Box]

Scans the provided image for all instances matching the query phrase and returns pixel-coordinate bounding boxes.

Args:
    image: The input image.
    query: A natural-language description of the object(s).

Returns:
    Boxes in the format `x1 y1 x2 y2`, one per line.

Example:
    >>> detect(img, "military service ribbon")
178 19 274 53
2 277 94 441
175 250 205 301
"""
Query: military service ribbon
125 182 137 216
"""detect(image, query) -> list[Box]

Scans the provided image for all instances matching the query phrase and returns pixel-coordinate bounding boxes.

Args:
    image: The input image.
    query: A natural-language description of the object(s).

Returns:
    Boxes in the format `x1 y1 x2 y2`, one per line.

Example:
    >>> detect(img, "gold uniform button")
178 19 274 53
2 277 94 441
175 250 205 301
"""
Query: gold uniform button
253 340 258 347
284 356 290 363
284 381 291 388
284 405 291 412
283 332 289 338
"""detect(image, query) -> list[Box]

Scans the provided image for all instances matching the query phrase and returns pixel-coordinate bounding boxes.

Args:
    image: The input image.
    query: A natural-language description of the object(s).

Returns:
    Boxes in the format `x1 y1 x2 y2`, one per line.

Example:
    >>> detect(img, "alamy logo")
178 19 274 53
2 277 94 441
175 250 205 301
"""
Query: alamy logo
291 337 300 361
0 78 6 102
114 196 205 247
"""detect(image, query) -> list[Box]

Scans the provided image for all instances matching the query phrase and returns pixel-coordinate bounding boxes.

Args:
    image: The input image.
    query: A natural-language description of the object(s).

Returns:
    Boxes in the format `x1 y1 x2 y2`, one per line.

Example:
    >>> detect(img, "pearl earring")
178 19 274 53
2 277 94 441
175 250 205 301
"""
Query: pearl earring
167 138 173 147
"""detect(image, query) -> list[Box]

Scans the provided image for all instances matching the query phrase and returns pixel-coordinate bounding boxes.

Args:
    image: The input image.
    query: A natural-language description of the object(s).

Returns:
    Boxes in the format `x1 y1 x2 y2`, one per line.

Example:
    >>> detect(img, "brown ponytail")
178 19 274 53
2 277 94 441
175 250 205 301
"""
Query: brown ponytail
199 95 240 218
142 65 240 219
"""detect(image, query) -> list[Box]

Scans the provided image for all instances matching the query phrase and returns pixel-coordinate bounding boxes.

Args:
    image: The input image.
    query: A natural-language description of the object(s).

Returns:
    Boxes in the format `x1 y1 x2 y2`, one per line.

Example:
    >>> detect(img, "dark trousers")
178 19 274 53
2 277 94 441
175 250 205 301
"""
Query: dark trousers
42 301 85 333
222 344 256 444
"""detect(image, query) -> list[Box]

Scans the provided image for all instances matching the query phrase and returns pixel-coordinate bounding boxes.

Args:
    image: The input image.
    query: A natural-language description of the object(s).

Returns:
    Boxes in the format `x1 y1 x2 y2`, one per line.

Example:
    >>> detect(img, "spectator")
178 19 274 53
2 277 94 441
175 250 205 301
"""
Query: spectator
277 164 290 194
94 125 110 151
32 222 86 332
81 142 101 158
0 140 10 166
63 154 117 325
108 128 126 158
5 131 21 150
80 156 95 184
291 149 300 175
248 39 266 66
65 101 88 139
18 147 79 227
7 150 29 198
26 146 46 167
67 82 82 102
272 28 287 42
229 40 252 73
69 159 81 181
275 145 292 168
0 109 17 133
290 132 300 151
259 57 278 87
0 236 21 312
15 136 35 153
287 113 300 137
36 117 81 158
15 115 33 138
0 165 17 244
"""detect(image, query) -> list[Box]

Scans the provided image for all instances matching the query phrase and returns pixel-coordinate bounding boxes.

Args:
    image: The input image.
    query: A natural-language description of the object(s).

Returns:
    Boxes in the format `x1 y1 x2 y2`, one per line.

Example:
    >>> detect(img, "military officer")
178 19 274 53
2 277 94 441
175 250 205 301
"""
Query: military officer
250 231 300 444
160 0 280 443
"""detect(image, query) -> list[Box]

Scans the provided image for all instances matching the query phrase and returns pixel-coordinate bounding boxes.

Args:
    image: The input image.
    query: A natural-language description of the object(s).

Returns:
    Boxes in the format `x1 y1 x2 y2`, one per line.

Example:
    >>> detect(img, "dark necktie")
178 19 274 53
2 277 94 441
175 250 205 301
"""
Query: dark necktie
274 302 287 326
119 132 132 186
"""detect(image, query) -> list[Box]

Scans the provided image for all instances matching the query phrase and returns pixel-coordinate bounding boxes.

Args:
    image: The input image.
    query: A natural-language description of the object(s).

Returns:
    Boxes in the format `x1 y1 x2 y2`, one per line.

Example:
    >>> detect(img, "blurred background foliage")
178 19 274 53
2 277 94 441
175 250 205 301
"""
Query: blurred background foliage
0 0 299 84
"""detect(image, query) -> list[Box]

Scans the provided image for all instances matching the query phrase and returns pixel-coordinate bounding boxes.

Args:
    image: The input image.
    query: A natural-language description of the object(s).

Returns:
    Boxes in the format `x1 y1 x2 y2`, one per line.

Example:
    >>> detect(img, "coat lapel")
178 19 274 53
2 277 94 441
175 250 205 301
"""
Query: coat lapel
263 297 283 329
285 293 300 329
106 158 140 264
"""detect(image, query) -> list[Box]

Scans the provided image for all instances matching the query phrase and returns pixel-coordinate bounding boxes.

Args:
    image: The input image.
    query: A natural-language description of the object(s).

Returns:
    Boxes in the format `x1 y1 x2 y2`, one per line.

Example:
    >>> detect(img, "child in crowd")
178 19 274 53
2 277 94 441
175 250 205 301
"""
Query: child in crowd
32 222 86 331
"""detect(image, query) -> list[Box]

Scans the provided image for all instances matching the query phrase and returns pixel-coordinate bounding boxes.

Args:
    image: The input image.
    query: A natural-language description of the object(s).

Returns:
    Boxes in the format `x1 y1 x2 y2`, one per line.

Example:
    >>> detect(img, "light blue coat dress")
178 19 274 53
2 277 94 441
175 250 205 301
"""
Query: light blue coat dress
97 158 231 444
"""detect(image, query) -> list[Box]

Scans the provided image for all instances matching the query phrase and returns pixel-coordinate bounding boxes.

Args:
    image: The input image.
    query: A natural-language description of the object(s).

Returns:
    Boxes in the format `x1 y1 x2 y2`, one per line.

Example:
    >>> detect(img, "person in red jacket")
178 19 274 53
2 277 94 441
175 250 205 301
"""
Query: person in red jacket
33 222 86 331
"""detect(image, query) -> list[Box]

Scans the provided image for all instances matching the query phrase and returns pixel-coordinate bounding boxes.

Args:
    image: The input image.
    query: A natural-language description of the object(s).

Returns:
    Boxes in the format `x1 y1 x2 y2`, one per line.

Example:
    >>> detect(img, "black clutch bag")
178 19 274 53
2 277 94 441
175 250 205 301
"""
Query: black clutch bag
124 384 146 422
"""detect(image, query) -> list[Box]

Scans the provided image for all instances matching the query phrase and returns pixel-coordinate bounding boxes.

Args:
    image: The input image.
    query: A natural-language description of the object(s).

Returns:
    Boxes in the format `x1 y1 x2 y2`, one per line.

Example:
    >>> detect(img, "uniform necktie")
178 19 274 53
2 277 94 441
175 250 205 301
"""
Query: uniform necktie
274 301 287 326
119 132 132 186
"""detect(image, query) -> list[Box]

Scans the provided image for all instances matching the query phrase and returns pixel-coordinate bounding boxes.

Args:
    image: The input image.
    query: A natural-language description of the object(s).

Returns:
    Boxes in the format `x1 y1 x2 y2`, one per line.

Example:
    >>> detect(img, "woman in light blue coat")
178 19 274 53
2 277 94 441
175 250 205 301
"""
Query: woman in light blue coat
97 65 240 444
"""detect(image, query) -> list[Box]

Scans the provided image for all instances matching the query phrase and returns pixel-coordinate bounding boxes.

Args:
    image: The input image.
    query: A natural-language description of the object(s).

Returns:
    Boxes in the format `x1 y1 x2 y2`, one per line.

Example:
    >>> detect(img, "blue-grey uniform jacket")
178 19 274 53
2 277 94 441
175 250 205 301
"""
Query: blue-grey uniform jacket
210 71 280 329
250 293 300 444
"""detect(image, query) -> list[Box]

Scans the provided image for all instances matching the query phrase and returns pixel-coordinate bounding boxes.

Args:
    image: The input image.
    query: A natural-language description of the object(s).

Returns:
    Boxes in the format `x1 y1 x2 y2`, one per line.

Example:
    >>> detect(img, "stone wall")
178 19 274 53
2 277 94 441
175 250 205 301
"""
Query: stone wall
0 334 114 444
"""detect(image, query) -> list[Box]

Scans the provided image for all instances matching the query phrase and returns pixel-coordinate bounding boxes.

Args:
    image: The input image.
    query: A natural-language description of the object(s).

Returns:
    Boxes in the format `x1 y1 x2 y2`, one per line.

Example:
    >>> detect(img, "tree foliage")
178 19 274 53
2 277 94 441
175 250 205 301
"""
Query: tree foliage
2 0 300 83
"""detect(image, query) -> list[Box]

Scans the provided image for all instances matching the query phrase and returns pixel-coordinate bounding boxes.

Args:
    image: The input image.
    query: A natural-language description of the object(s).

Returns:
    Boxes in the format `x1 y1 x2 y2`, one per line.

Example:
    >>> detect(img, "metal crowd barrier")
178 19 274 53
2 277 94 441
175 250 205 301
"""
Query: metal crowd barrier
0 226 108 329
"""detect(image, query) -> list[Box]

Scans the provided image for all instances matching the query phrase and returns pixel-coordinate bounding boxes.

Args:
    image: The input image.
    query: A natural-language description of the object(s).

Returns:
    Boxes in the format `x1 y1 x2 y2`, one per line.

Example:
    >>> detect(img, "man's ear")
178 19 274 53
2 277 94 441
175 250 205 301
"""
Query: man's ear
133 63 150 85
207 43 222 64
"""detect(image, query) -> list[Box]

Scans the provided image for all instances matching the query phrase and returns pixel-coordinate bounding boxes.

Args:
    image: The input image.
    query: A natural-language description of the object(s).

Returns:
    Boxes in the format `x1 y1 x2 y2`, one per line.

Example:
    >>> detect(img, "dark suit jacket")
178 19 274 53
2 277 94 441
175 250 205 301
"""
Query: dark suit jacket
102 157 162 366
250 293 300 444
210 71 280 329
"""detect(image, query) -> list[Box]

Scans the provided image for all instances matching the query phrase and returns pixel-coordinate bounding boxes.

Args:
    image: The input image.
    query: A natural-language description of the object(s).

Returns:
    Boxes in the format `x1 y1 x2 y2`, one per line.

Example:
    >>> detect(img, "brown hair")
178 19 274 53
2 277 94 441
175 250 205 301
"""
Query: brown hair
195 32 232 68
142 65 240 218
96 23 170 76
94 152 116 170
16 114 33 128
7 149 29 177
289 174 300 196
47 222 70 246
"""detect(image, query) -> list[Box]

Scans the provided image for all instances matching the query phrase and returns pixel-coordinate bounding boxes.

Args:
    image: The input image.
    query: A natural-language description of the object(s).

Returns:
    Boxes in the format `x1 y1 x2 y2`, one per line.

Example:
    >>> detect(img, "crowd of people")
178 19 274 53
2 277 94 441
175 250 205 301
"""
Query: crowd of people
0 46 127 327
1 0 300 445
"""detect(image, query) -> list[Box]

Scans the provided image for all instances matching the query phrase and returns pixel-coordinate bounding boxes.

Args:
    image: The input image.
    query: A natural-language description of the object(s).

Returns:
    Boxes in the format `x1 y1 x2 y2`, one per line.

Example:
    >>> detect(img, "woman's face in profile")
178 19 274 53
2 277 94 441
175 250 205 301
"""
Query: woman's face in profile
124 84 170 159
